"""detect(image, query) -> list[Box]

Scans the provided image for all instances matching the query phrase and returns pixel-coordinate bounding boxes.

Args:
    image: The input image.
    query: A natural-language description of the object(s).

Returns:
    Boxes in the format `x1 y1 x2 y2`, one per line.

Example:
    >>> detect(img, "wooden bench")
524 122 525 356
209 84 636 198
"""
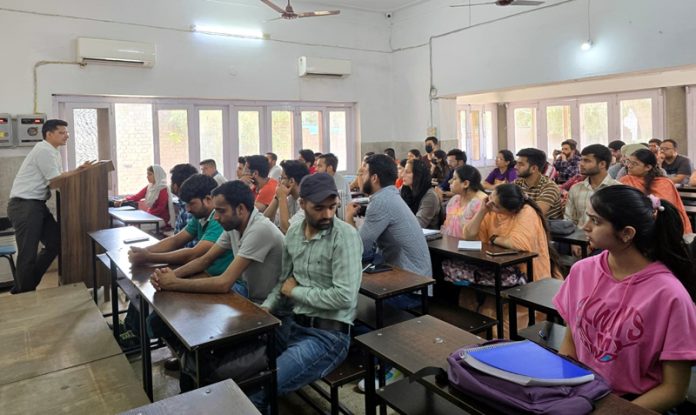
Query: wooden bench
518 321 567 352
422 300 497 339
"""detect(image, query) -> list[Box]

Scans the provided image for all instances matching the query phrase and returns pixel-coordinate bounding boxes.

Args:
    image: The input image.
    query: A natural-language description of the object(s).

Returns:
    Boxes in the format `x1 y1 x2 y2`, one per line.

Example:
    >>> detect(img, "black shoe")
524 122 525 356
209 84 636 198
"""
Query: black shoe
164 357 180 371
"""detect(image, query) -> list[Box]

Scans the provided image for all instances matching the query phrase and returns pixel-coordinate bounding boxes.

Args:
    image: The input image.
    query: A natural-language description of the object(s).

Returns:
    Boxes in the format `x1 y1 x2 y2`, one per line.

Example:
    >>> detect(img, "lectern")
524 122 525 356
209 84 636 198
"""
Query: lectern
50 160 114 286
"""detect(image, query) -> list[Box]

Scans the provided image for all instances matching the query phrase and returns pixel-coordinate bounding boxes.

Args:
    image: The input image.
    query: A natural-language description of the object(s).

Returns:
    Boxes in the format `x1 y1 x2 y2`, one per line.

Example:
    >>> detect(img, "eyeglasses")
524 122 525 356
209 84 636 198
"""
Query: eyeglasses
626 160 642 167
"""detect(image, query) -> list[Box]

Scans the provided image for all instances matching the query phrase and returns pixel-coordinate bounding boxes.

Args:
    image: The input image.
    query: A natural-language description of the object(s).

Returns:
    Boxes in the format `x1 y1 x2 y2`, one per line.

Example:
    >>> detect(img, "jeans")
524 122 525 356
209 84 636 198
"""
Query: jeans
249 316 351 413
7 198 60 293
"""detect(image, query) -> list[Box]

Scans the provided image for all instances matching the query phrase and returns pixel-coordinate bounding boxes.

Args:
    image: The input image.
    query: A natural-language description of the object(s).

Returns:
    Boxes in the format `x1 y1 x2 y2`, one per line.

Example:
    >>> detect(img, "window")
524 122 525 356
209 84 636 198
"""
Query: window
57 97 357 181
503 89 663 155
457 104 497 166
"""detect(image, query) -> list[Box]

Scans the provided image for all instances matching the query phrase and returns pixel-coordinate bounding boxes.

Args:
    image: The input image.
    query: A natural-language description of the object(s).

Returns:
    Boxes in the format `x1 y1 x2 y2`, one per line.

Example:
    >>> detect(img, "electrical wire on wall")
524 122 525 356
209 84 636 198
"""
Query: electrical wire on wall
33 61 85 114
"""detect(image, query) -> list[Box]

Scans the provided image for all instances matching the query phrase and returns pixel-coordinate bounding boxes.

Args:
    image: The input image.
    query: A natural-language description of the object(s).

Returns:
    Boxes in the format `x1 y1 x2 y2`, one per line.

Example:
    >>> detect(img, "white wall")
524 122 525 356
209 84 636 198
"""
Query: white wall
389 0 696 141
0 0 393 154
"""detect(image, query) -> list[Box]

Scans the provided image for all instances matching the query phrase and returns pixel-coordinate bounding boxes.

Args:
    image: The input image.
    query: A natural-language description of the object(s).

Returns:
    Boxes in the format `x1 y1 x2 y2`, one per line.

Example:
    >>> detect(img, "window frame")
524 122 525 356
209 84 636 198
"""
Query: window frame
456 103 498 167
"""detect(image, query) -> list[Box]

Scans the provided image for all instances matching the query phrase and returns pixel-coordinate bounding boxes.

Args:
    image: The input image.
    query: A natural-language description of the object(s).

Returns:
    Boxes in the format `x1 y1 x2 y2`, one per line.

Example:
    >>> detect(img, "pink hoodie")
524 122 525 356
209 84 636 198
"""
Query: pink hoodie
553 250 696 395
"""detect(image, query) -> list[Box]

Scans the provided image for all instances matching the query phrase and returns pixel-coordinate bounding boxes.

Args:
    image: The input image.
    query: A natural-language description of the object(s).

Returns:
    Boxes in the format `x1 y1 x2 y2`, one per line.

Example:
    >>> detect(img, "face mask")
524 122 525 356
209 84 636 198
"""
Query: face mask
425 145 433 153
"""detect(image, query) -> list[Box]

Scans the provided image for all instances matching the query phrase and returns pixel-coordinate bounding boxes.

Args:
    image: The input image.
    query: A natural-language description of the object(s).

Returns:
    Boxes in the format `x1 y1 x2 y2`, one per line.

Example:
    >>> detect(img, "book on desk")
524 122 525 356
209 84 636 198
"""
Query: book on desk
460 340 594 386
457 240 482 251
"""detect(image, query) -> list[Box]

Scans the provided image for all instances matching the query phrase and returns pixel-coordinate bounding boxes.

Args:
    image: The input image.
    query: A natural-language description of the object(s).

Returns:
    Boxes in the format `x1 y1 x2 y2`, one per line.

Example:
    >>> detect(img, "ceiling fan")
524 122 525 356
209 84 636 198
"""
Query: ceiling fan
260 0 340 20
450 0 545 7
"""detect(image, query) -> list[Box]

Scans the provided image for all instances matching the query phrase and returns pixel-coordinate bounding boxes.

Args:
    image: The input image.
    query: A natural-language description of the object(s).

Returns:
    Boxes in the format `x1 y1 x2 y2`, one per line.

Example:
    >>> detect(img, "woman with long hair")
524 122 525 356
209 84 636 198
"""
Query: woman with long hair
554 185 696 412
619 148 692 233
483 150 517 190
430 149 449 185
115 165 175 228
441 165 487 238
401 158 440 229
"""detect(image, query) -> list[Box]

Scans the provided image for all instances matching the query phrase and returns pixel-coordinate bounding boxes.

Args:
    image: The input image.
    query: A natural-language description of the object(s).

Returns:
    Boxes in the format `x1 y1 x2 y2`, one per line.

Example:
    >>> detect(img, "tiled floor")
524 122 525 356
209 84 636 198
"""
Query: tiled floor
1 270 375 414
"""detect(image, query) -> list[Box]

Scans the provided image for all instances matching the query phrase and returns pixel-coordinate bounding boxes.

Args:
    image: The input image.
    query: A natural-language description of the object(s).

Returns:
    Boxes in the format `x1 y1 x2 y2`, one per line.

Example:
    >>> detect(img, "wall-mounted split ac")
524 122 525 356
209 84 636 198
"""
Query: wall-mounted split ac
77 37 156 68
298 56 351 77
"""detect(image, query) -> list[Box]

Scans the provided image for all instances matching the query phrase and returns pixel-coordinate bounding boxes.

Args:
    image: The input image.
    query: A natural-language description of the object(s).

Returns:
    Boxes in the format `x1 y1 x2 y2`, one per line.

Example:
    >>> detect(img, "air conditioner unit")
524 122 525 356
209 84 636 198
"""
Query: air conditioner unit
298 56 351 77
77 37 156 67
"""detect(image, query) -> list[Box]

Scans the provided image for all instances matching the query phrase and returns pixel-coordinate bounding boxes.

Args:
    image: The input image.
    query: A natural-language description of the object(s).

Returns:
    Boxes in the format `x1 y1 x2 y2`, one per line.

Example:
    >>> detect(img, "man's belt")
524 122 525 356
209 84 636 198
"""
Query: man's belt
294 315 351 334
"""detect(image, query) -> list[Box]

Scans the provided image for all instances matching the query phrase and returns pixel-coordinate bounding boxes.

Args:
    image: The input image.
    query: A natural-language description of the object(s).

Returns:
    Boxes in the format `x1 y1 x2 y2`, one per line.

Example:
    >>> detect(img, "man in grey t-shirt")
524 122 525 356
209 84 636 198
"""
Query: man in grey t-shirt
345 154 431 278
151 180 283 304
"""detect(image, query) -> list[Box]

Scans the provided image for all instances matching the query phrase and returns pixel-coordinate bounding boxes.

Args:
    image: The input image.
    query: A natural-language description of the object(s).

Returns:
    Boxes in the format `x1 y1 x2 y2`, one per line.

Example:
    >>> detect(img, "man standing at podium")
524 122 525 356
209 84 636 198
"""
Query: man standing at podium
7 119 89 293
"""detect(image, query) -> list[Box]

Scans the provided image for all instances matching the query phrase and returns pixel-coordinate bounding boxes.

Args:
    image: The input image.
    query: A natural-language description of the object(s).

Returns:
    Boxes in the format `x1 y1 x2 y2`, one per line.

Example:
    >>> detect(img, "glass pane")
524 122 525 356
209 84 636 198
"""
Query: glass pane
458 111 467 150
471 110 481 161
483 111 494 160
620 98 653 144
329 111 347 171
238 111 260 156
301 111 322 152
546 105 572 155
199 109 224 168
115 103 154 195
73 109 98 166
271 111 293 163
514 108 537 151
579 102 608 146
158 109 189 173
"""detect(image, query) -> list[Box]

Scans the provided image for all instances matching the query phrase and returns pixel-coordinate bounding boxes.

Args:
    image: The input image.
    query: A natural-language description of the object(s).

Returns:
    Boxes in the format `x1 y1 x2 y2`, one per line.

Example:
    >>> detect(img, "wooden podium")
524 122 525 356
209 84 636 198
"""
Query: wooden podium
50 160 114 286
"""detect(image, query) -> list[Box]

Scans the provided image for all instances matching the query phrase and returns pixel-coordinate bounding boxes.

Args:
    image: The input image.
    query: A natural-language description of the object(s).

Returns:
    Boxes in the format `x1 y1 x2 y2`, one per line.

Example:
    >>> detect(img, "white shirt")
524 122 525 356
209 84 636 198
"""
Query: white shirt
10 140 63 200
333 172 351 220
268 165 282 181
213 172 227 186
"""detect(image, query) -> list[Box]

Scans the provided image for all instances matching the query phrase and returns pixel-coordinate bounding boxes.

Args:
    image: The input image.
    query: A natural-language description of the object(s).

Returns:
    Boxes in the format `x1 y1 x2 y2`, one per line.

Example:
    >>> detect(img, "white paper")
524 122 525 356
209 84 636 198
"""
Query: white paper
457 240 482 251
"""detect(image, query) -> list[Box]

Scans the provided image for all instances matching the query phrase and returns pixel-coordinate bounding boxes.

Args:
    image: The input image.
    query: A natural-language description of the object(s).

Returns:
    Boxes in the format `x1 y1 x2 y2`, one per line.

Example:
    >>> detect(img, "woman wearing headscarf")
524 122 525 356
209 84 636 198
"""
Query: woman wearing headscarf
115 165 175 228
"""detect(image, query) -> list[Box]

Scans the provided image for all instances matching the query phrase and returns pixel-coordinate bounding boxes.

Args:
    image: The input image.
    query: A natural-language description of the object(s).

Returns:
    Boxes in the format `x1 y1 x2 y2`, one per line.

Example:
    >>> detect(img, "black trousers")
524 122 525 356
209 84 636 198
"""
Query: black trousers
7 198 60 293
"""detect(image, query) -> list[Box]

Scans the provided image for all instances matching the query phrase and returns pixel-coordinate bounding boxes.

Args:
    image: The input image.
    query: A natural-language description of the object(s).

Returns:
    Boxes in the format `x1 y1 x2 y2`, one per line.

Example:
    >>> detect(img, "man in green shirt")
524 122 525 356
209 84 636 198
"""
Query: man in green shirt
128 174 234 276
250 173 363 412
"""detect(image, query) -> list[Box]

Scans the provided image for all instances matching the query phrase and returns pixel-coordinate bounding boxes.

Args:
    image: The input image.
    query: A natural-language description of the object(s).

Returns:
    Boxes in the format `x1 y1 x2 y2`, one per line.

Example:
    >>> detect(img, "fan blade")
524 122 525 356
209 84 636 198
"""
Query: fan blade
297 10 340 18
260 0 285 14
510 1 544 5
450 2 496 7
264 16 285 22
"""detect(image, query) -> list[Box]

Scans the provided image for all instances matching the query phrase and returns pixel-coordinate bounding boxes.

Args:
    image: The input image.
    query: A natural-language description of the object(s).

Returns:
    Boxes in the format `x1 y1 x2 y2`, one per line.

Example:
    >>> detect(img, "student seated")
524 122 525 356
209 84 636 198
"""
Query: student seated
430 149 449 185
441 165 487 239
395 158 407 190
169 164 199 247
554 185 696 413
437 149 467 198
349 152 375 191
620 149 692 233
483 150 517 191
244 155 278 213
552 139 581 183
251 173 363 413
199 158 226 186
401 159 441 229
115 164 175 227
514 148 563 219
263 160 310 234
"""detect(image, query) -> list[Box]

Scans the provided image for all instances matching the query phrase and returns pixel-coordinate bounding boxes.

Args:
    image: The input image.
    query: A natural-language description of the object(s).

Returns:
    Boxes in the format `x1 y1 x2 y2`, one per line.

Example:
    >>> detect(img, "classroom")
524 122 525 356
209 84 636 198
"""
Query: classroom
2 0 696 414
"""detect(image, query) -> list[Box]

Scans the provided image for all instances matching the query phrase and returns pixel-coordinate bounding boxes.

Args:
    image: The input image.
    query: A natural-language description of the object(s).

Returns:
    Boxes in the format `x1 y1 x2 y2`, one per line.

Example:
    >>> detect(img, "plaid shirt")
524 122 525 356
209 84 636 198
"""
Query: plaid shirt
174 199 197 248
553 153 581 183
564 175 620 226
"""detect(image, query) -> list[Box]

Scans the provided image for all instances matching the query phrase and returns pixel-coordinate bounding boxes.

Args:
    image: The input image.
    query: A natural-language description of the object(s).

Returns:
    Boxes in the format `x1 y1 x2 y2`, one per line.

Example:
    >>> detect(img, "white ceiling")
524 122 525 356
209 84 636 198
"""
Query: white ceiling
316 0 430 13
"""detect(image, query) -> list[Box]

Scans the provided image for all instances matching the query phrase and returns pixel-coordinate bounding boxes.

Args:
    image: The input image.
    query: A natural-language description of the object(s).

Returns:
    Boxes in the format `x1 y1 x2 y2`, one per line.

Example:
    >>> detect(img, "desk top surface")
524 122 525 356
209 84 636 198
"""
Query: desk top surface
360 267 434 300
428 236 538 266
1 354 150 415
89 226 159 252
107 247 280 350
109 208 162 223
356 315 655 415
118 379 260 415
502 278 562 312
0 284 122 386
551 227 588 245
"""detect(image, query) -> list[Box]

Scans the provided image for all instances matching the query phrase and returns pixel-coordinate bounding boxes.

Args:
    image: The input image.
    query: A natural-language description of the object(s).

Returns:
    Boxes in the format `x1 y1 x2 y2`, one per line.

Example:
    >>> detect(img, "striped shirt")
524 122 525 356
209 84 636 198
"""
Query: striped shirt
564 174 619 226
514 175 563 219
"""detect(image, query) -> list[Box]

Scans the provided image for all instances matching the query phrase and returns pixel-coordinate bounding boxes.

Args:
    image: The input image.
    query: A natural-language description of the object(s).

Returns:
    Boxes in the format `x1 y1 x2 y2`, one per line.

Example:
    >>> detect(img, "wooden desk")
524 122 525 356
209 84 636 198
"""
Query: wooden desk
106 248 280 414
109 208 163 233
502 278 562 340
428 236 538 338
0 355 149 415
551 227 589 258
360 267 434 328
356 315 657 415
88 226 159 306
118 379 260 415
0 283 122 386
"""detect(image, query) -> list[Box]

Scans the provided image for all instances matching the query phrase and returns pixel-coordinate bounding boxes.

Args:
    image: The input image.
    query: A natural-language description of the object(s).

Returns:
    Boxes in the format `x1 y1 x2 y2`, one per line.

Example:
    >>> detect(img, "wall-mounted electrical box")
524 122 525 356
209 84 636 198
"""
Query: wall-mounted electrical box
16 114 46 146
0 114 13 147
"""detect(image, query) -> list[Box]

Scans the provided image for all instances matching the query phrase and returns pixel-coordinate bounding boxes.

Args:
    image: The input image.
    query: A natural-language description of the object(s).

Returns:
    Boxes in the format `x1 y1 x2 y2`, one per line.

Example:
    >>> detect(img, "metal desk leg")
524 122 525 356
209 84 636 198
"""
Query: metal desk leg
91 240 98 304
421 288 429 315
495 268 503 339
109 260 120 340
375 299 384 329
268 330 278 415
364 348 377 415
508 299 519 340
139 297 153 401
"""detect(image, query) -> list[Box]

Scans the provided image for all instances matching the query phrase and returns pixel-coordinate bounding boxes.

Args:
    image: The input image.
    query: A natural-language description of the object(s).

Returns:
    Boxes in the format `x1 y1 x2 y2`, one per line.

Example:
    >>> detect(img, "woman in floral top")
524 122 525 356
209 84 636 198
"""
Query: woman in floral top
441 165 487 238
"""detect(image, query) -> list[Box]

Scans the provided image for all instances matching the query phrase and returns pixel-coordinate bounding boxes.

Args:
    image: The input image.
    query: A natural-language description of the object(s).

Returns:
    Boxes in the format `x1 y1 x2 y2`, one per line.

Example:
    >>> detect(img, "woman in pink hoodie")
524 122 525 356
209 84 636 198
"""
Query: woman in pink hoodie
553 185 696 412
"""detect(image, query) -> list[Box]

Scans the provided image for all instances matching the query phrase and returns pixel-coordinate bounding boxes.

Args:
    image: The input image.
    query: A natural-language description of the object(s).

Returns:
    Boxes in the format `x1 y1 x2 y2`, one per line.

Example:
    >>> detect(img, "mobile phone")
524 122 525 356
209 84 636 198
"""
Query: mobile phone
485 250 518 257
364 263 393 274
123 237 148 244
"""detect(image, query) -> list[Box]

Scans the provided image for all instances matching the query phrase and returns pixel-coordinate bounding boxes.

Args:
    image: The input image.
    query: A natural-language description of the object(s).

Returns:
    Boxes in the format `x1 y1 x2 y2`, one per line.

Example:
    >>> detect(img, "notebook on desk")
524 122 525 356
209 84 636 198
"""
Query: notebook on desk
458 240 482 251
461 340 594 386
